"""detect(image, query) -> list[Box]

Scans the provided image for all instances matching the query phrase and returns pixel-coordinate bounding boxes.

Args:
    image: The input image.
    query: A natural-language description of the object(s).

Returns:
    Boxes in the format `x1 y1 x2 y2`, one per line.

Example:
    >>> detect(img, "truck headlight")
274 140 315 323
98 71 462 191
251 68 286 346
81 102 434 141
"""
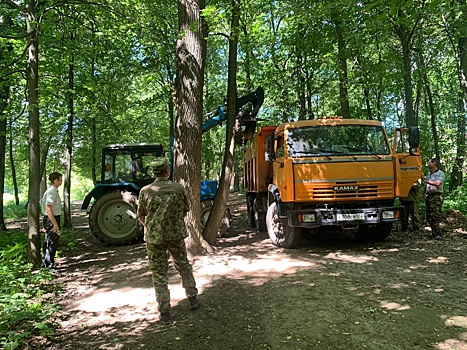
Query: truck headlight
382 211 396 219
302 214 317 222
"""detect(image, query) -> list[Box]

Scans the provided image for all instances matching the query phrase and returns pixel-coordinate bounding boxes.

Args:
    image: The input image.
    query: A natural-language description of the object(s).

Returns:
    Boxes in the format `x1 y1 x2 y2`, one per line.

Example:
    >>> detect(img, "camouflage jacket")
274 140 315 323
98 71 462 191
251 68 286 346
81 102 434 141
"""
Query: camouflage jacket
137 178 189 244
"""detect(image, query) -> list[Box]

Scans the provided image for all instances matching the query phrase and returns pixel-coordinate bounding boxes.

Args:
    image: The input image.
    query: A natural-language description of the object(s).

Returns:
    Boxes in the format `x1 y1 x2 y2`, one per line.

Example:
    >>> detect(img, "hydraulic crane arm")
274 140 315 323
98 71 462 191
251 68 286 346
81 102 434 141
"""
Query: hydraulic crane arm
202 86 264 142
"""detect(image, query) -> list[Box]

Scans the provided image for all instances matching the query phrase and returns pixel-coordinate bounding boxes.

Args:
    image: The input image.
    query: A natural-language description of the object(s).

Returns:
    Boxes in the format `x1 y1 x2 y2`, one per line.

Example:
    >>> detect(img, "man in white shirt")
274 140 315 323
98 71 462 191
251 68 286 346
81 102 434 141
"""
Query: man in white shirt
41 172 63 268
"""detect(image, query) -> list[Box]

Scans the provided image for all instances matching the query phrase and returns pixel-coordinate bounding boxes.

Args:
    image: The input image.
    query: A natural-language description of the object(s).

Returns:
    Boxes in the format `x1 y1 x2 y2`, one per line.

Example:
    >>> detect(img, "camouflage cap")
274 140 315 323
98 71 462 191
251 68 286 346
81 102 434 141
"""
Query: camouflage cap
150 157 169 172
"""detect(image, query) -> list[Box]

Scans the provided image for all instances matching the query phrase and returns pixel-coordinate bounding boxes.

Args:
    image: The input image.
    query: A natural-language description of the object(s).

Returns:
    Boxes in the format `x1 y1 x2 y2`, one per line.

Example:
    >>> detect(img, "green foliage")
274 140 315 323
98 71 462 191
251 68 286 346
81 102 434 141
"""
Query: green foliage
443 182 467 214
2 199 27 220
0 233 60 350
70 174 94 201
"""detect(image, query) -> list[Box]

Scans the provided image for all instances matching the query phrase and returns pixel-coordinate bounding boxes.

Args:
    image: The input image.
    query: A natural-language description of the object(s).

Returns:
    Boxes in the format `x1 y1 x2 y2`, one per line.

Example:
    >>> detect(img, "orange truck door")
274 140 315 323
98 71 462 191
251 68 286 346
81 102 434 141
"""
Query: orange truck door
393 127 423 198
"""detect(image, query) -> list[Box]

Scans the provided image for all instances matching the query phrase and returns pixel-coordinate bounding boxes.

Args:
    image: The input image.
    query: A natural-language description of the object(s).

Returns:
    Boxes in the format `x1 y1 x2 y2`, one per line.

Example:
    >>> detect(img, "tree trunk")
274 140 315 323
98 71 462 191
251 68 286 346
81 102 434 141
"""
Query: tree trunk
450 36 467 191
305 67 315 119
26 1 42 269
175 0 207 255
203 0 240 245
416 49 440 162
394 6 418 128
8 119 19 205
64 44 75 228
0 83 8 231
331 11 350 119
297 53 306 120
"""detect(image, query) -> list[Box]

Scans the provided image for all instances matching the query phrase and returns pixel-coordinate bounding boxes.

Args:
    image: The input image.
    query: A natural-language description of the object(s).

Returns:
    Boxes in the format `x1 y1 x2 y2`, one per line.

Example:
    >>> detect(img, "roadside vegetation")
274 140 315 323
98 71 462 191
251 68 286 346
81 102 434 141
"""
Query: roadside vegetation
0 200 80 350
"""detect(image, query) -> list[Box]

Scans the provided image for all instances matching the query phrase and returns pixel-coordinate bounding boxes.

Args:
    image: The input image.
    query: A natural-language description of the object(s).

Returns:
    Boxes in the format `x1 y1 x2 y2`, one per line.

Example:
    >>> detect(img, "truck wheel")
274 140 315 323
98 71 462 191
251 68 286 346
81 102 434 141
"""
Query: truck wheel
266 202 302 248
246 196 256 228
254 198 267 232
354 223 393 242
89 191 142 245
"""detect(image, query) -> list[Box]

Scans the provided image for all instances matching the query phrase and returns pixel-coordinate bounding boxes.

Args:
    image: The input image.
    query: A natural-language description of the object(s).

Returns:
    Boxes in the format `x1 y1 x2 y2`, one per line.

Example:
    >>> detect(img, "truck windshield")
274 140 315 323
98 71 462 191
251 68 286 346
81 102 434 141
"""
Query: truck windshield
287 124 390 158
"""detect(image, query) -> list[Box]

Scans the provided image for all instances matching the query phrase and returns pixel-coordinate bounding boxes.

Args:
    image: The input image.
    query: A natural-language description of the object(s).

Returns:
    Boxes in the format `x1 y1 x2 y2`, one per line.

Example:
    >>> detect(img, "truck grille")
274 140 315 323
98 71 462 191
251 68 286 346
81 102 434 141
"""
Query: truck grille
295 180 394 202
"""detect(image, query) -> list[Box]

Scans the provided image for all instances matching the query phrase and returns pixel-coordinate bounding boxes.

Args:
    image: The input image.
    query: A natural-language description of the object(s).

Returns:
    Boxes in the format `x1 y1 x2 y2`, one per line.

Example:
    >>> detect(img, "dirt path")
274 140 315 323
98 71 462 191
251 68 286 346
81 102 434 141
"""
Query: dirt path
40 194 467 350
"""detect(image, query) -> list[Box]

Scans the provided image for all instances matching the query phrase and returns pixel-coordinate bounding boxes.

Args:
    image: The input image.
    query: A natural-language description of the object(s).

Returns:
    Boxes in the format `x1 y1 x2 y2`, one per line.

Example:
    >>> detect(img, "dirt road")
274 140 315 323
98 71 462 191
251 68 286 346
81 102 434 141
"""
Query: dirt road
40 194 467 350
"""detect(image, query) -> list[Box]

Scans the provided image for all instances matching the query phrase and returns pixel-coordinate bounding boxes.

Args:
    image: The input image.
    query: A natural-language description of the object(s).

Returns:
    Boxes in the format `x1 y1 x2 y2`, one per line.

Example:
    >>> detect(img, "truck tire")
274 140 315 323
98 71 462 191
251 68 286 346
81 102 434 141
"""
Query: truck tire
354 223 393 242
89 191 142 245
254 198 267 232
266 202 302 248
246 196 256 228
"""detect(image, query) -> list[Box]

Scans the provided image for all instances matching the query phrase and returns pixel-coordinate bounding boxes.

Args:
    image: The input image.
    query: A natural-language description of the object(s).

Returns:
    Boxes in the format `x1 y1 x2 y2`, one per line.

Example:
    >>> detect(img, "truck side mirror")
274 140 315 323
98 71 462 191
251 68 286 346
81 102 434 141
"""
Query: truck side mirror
408 126 420 150
265 134 276 162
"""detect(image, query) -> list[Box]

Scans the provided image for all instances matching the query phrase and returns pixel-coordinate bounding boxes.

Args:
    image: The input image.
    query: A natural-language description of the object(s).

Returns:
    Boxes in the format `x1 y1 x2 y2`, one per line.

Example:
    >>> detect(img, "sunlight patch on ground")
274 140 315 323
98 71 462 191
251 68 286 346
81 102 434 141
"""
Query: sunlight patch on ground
369 248 400 254
380 301 411 311
194 253 315 281
324 252 378 264
427 256 449 264
77 287 155 313
407 264 429 270
444 316 467 328
436 339 467 350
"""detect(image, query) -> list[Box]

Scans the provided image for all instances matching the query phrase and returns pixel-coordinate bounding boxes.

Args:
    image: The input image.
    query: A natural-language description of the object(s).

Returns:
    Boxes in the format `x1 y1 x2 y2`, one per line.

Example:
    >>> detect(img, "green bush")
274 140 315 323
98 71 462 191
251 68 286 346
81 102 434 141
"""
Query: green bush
443 186 467 214
0 233 60 350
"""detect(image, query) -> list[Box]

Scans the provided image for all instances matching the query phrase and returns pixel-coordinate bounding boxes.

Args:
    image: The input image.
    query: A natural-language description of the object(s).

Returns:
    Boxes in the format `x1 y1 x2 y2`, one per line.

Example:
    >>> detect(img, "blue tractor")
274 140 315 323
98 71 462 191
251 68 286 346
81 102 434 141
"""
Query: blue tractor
81 87 264 245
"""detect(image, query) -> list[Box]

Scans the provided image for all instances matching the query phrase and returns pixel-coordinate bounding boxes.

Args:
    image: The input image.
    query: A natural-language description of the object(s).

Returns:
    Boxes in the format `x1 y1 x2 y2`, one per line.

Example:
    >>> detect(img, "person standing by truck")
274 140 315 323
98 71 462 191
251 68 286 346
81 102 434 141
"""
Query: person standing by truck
137 158 199 325
400 179 422 232
424 158 445 240
41 172 63 268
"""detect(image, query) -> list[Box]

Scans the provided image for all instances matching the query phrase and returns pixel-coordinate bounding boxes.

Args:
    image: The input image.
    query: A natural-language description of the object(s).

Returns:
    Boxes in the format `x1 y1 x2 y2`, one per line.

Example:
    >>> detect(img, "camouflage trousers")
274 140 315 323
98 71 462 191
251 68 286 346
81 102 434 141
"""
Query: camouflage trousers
425 193 443 236
146 239 198 314
400 199 421 231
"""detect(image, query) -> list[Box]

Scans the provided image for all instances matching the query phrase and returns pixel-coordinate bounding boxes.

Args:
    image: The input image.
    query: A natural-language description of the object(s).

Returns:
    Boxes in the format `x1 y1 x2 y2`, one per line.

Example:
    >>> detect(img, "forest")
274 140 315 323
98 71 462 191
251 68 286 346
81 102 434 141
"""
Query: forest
1 0 467 251
1 0 467 349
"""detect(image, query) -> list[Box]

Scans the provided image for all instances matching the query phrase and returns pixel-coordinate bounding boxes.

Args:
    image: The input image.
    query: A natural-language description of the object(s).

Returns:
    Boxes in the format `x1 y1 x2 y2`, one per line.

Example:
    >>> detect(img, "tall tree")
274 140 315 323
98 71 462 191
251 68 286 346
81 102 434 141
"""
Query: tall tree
63 33 75 228
330 6 351 118
25 0 42 268
444 0 467 191
0 83 8 231
203 0 240 245
175 0 207 255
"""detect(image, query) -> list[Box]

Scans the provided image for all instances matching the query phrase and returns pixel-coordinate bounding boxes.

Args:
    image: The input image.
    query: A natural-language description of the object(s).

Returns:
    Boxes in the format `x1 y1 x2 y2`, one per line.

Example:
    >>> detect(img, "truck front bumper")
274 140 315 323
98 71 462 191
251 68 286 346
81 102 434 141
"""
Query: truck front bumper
288 206 402 228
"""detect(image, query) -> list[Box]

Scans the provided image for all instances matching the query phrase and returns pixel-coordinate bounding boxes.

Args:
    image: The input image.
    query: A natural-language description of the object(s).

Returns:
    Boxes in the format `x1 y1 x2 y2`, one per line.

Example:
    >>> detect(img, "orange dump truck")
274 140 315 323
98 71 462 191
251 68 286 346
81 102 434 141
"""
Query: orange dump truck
243 117 422 248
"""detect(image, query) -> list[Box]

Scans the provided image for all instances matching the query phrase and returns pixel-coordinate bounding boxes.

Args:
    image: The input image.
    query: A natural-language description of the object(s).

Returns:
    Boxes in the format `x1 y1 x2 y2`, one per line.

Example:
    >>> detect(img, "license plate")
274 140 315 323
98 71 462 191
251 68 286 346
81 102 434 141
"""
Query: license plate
337 213 365 221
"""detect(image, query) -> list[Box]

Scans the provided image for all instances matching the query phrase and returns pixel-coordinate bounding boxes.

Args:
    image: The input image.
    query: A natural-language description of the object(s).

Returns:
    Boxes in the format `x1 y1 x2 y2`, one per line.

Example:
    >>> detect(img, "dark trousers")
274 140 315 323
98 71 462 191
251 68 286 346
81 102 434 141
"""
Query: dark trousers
426 194 443 236
42 215 61 268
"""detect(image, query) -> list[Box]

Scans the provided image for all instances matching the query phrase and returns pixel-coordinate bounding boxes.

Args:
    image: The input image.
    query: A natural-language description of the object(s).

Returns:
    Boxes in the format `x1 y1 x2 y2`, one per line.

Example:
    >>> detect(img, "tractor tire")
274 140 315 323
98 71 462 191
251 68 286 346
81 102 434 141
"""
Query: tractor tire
266 202 302 248
201 200 213 229
89 191 142 245
353 223 393 242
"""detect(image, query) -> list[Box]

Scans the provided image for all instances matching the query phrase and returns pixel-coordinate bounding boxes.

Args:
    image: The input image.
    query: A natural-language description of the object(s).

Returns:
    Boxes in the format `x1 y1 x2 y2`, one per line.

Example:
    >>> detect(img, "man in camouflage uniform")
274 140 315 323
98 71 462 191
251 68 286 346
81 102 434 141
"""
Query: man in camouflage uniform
400 179 422 232
137 158 199 325
423 158 445 240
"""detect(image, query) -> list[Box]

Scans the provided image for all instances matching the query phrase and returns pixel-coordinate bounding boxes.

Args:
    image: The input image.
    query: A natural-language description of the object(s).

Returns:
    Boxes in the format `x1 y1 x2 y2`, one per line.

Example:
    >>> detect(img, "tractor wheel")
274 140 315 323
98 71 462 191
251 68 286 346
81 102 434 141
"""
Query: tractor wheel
89 191 142 245
353 223 393 242
266 202 302 248
200 200 213 229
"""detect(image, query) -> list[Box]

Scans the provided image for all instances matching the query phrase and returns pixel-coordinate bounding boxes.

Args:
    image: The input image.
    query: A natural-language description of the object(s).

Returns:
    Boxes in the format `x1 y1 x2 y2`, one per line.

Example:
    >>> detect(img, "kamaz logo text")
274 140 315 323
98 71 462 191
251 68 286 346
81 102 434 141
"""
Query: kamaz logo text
334 185 359 191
